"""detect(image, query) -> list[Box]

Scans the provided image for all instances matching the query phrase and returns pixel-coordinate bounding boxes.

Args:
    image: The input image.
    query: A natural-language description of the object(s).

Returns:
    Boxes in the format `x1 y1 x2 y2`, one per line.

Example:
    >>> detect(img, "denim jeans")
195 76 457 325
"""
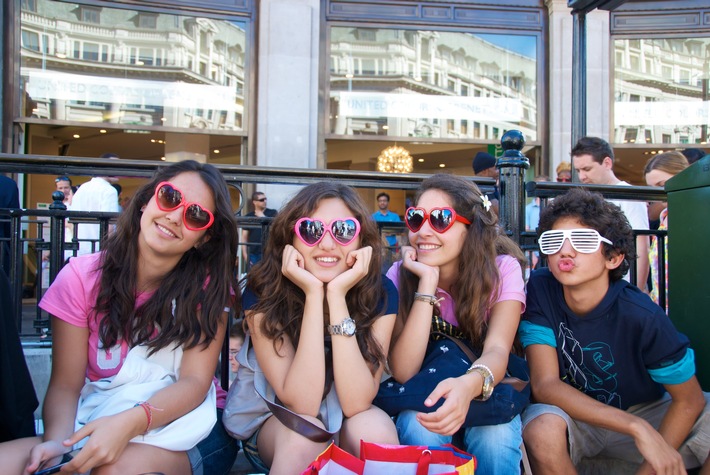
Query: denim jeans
396 410 522 475
188 409 240 475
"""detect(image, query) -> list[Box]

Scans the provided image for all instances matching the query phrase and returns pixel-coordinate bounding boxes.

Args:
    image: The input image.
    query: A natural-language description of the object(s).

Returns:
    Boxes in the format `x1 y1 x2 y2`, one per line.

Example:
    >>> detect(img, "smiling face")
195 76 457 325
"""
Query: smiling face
408 189 468 276
138 171 215 264
292 197 361 283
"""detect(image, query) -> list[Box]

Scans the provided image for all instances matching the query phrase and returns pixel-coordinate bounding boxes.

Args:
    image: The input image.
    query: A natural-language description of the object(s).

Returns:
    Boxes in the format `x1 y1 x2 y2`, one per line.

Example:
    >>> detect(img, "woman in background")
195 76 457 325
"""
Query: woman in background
643 151 689 311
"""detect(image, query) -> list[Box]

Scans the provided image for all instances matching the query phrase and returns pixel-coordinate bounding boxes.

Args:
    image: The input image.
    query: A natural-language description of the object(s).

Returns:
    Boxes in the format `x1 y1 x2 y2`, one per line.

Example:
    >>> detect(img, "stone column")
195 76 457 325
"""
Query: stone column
255 0 321 208
546 0 610 175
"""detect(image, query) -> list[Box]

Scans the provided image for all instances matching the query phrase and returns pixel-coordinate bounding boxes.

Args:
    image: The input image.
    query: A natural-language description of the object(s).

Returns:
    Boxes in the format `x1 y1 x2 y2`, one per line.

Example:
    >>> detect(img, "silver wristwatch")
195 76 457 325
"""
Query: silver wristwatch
328 317 356 336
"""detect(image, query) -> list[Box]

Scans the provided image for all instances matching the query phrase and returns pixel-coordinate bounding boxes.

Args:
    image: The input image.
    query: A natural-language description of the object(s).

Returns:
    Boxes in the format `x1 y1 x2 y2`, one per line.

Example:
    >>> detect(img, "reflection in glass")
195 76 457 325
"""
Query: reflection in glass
329 27 538 141
20 0 247 133
613 38 710 145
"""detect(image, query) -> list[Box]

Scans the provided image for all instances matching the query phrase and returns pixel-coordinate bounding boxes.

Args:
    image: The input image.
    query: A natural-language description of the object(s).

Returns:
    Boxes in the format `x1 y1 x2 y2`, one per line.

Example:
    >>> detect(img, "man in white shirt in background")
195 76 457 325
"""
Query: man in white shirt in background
571 137 649 289
69 153 120 256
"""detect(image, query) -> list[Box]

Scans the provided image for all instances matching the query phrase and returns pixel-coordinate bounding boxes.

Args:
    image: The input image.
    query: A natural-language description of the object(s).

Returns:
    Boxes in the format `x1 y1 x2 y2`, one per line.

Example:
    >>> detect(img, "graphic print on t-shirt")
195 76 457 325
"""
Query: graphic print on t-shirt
97 341 122 371
558 322 621 407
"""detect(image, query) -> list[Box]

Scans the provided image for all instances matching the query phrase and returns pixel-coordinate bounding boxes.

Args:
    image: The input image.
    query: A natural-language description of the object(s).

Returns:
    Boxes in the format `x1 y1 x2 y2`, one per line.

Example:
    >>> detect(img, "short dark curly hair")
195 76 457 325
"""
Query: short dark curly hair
538 188 636 282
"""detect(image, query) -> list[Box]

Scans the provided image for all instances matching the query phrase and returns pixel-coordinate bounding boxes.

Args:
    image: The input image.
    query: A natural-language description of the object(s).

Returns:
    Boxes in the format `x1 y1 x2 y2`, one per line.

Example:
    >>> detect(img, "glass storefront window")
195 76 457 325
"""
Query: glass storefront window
613 37 710 146
328 27 539 141
20 0 248 134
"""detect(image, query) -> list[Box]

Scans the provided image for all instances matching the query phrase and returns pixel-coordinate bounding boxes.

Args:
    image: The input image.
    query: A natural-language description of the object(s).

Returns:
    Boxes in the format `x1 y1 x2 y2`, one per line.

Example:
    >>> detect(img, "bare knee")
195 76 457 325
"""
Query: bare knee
91 444 190 475
262 414 328 472
0 436 41 475
340 406 398 456
523 414 569 458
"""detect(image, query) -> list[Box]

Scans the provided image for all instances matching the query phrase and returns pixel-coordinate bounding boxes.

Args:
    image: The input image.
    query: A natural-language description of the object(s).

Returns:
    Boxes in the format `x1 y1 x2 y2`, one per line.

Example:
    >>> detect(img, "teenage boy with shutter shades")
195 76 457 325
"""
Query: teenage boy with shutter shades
519 188 710 474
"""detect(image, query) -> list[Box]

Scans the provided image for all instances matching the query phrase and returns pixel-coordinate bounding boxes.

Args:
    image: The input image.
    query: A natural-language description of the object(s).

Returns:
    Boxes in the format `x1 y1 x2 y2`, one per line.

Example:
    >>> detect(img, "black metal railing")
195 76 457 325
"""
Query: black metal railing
1 133 670 390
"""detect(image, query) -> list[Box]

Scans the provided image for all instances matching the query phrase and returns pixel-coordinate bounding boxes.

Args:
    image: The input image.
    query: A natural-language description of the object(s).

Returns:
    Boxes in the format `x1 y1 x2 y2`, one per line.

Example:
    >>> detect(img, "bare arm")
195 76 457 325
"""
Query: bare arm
248 244 328 416
326 246 396 416
22 318 91 474
417 299 521 435
240 229 249 261
388 246 439 382
635 377 706 474
636 235 649 291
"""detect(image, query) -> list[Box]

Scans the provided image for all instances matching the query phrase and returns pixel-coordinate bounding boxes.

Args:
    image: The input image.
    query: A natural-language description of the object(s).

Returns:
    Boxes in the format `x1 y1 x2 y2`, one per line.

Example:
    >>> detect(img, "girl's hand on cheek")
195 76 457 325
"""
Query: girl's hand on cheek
328 246 372 296
401 245 439 282
282 244 323 292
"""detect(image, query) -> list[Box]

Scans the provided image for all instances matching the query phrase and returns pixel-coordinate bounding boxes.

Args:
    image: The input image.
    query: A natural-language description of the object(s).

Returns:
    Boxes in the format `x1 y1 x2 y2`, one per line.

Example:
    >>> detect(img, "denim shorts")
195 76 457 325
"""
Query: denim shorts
186 409 240 475
242 426 270 474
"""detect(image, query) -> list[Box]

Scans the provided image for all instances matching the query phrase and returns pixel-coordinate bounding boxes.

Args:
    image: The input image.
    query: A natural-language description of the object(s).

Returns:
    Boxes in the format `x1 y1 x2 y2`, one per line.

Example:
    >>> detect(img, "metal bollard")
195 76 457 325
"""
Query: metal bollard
497 130 530 245
48 190 68 282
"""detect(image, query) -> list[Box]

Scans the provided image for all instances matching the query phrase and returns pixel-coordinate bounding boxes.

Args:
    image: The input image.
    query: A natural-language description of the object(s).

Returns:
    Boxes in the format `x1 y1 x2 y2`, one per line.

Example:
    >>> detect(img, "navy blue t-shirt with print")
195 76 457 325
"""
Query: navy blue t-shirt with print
519 268 694 411
242 274 399 317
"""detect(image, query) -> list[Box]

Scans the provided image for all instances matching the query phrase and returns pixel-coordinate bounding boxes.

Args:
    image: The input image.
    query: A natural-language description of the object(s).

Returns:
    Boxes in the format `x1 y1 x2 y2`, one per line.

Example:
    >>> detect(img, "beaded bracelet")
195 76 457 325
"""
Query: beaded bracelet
135 401 163 434
413 292 444 307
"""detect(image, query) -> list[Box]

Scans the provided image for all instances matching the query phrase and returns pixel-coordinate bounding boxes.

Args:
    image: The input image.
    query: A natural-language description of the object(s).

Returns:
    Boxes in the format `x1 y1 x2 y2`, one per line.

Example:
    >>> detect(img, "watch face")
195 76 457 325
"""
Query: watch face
342 318 356 336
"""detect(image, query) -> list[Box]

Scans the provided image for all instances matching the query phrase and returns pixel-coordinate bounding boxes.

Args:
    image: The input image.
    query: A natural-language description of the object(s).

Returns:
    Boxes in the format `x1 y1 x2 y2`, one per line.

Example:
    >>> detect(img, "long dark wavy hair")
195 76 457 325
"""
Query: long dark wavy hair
245 182 387 372
397 174 526 350
93 160 239 353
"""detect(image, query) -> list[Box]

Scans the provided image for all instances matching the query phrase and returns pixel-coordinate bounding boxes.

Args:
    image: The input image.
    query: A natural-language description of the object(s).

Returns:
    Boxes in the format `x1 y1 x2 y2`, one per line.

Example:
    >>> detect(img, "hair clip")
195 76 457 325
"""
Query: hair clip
480 194 492 213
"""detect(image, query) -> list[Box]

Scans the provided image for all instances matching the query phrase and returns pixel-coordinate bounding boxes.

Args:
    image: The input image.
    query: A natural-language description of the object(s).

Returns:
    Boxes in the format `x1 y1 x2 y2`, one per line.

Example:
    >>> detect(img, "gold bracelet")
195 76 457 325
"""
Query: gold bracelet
466 364 494 401
413 292 443 307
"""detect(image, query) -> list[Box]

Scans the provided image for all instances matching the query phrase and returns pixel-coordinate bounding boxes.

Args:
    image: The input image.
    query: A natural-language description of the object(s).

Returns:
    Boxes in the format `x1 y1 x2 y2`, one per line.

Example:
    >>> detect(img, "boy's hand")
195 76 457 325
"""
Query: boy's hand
633 423 685 475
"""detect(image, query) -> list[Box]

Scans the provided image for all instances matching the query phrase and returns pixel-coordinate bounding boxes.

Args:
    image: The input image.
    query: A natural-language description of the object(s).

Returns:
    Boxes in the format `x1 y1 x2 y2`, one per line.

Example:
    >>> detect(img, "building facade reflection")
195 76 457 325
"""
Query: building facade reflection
20 0 247 132
329 27 538 141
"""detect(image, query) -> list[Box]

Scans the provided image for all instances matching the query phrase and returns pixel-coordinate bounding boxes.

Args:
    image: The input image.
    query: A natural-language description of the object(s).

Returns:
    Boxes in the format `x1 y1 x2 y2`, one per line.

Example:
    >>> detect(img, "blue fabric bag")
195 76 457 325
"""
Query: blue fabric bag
374 333 530 427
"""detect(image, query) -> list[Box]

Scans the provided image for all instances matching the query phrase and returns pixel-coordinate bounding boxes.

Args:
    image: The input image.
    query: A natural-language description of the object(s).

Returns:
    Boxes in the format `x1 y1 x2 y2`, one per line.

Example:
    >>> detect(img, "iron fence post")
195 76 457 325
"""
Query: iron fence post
48 191 67 282
10 210 23 331
497 130 530 244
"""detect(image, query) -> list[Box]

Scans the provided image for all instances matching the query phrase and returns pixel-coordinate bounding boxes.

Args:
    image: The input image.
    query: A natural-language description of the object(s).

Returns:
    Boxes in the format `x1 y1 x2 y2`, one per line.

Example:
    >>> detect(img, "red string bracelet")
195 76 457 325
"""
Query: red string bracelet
134 401 163 434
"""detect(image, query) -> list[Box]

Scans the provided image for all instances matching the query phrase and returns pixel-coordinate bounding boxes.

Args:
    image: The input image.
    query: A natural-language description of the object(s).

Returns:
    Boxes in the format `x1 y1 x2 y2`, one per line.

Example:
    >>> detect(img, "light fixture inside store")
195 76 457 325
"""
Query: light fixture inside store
376 144 413 173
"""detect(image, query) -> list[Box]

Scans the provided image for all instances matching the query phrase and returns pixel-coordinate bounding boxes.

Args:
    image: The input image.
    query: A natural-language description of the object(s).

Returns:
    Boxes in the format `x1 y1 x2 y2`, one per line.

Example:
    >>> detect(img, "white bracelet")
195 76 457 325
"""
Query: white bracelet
413 292 444 307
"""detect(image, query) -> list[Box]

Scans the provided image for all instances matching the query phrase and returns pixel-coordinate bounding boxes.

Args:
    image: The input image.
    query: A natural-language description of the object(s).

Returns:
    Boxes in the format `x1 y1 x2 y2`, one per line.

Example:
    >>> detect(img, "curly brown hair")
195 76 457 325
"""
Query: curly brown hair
245 182 388 372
